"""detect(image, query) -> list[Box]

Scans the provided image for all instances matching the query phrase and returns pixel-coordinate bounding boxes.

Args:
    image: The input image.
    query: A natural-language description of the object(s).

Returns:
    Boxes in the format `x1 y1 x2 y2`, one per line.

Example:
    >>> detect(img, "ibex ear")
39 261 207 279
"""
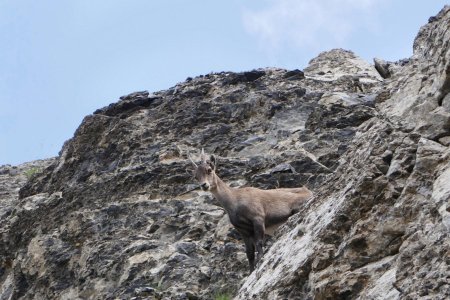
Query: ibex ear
210 155 216 170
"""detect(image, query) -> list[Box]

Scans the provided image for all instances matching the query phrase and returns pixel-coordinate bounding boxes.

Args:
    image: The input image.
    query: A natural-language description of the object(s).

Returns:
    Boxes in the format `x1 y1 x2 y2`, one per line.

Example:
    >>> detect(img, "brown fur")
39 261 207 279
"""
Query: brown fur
191 151 313 272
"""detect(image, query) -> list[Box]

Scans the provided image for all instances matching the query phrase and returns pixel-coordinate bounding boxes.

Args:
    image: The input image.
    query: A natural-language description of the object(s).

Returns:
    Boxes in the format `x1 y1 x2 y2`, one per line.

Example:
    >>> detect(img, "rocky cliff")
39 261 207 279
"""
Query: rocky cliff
1 6 449 300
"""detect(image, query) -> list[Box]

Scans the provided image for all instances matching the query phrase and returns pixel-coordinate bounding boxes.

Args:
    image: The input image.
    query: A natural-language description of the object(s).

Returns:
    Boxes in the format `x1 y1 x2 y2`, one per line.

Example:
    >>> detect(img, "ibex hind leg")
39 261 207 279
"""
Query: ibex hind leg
243 236 255 273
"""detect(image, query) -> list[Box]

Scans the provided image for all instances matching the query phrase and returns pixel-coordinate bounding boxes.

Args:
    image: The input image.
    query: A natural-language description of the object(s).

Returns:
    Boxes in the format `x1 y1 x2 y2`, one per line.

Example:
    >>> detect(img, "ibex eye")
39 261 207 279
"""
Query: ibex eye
207 168 212 174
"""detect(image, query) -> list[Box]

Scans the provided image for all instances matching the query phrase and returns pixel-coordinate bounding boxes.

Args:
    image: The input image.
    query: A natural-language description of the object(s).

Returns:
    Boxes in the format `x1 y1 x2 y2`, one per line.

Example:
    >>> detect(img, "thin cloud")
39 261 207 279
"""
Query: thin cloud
242 0 385 52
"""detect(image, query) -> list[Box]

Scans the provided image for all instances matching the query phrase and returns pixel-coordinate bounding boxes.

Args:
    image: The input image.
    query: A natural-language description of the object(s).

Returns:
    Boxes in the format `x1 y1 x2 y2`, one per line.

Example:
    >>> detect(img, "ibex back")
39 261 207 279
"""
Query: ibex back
190 149 313 272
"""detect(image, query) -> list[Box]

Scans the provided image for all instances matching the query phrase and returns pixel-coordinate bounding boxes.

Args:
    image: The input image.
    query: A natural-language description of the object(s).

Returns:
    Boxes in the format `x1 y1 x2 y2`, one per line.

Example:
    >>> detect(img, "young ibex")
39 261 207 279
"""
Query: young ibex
190 149 313 272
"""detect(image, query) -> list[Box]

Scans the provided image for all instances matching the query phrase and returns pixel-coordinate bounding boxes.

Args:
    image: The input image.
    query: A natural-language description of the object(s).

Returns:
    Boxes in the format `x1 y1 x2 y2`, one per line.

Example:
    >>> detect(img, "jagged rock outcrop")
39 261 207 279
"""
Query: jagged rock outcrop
1 6 449 300
377 7 450 143
0 159 56 229
0 64 375 299
237 6 450 300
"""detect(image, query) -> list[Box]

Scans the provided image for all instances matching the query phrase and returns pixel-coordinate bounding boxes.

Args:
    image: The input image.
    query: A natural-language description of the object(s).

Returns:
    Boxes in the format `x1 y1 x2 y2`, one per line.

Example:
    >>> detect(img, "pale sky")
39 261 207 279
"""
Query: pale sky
1 1 448 165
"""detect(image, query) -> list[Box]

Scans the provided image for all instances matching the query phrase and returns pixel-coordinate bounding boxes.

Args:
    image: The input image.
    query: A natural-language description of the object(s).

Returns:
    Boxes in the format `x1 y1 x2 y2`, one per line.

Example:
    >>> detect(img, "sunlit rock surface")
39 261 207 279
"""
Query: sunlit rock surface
238 6 450 299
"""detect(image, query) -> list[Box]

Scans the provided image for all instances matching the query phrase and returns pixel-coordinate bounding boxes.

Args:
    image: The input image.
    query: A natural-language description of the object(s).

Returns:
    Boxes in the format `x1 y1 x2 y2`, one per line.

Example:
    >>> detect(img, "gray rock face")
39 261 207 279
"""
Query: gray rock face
1 63 371 299
237 6 450 300
378 6 450 141
0 159 56 231
1 6 449 300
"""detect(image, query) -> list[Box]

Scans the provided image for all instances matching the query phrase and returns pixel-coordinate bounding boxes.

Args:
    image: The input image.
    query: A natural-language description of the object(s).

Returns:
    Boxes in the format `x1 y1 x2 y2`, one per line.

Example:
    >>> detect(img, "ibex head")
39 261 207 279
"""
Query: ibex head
189 148 217 191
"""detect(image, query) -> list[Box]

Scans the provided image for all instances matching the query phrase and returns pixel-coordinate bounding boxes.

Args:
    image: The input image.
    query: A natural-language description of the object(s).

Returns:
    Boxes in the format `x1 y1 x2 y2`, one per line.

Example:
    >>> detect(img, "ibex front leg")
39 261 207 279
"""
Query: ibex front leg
243 236 255 272
253 218 265 269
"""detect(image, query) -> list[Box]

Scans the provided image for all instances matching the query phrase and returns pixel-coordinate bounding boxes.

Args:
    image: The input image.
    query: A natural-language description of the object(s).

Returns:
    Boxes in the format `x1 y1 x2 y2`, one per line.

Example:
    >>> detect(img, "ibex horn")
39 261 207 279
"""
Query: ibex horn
201 148 207 163
188 152 198 168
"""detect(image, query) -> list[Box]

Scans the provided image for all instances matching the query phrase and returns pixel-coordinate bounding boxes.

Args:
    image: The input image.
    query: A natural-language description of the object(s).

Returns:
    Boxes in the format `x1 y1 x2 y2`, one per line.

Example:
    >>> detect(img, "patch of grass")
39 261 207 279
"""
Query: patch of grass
149 276 165 292
156 276 165 291
24 167 41 179
214 293 232 300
